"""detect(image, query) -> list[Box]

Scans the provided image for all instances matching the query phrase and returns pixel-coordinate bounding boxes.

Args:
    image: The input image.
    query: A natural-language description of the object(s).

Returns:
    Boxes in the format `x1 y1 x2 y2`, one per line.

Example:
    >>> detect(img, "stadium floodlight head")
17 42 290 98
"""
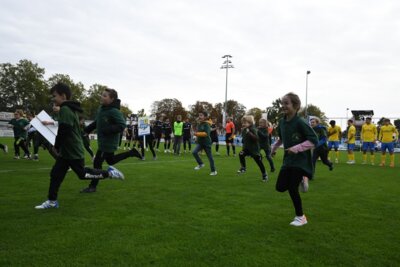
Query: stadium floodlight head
307 70 311 75
222 55 232 58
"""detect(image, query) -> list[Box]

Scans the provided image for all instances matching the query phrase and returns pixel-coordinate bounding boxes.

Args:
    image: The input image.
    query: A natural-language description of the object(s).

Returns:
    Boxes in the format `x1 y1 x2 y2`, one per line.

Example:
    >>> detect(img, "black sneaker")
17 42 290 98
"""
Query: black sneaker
262 174 268 182
237 168 246 174
80 187 97 193
270 167 275 173
329 164 333 171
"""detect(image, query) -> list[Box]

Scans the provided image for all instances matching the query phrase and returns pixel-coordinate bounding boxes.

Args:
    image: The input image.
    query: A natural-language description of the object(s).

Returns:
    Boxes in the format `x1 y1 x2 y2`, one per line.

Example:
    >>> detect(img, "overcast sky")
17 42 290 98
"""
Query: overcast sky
1 0 399 122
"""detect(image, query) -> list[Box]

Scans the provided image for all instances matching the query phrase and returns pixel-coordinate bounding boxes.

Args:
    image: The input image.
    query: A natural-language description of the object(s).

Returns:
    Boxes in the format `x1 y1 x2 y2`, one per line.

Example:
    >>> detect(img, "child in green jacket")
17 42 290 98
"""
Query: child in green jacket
238 116 268 182
192 111 217 176
35 83 125 209
271 92 318 226
80 88 142 193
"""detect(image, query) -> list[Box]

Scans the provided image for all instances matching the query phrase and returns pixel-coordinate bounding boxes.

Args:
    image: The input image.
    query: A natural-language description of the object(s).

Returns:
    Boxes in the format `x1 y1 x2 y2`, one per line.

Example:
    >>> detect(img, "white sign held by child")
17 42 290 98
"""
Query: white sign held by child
30 110 58 145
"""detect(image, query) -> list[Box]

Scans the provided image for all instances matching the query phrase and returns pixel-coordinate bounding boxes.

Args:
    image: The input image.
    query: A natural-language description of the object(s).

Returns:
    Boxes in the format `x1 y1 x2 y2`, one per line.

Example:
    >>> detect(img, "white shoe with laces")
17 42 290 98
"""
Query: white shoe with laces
107 166 125 180
290 215 307 226
194 164 205 170
210 171 217 176
35 200 59 209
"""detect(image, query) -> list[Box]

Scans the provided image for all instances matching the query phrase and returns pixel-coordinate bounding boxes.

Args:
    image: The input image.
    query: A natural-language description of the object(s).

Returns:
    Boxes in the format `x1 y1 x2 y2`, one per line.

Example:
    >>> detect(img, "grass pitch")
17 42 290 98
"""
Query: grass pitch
0 137 399 266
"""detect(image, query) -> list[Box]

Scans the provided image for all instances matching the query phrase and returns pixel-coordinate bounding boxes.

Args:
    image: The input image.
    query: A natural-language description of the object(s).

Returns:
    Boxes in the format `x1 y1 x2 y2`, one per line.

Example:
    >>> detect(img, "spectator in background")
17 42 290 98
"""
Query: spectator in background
225 117 236 156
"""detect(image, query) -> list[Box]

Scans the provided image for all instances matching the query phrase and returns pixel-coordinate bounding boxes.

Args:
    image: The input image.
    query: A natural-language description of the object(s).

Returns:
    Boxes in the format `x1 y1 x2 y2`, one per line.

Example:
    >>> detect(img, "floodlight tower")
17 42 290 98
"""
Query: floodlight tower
305 70 311 118
221 55 234 127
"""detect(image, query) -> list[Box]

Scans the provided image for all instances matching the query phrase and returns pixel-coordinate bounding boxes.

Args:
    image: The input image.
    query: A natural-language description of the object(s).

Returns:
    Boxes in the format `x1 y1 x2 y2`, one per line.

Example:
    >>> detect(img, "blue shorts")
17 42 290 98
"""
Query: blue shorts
362 142 375 151
347 143 355 151
328 141 339 149
381 142 394 153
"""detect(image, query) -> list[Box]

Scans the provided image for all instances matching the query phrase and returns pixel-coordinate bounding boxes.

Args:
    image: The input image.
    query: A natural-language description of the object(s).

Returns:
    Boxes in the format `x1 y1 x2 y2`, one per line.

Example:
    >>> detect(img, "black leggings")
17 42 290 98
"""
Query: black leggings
276 168 307 216
139 139 156 158
13 137 30 156
88 149 138 188
261 147 275 171
239 150 266 175
183 135 192 151
154 133 162 149
312 146 332 173
49 157 109 200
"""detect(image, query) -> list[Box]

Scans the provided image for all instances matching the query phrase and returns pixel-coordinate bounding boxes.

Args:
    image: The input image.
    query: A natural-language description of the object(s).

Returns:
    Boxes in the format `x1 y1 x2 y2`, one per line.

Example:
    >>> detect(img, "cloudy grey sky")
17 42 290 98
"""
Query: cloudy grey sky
1 0 399 121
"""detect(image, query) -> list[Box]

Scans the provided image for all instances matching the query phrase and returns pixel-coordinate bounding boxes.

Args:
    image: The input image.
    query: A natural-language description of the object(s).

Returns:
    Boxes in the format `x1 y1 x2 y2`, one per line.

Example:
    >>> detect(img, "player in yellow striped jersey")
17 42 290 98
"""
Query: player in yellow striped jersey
345 119 356 164
378 118 397 167
327 120 341 163
361 117 377 165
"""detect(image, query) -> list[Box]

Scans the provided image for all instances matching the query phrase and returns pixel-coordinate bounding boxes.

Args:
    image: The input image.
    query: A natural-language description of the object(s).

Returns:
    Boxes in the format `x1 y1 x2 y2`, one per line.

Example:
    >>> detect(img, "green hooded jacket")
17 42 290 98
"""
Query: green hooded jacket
86 99 126 153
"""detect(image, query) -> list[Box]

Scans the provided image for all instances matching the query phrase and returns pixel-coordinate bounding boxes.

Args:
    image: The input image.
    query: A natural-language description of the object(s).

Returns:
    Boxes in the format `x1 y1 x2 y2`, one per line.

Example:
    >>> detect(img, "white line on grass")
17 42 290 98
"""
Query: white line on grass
0 158 213 173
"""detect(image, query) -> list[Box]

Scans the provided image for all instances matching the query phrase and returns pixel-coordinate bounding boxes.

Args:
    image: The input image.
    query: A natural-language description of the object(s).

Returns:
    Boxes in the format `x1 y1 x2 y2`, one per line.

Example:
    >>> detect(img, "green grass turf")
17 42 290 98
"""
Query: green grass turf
0 137 399 266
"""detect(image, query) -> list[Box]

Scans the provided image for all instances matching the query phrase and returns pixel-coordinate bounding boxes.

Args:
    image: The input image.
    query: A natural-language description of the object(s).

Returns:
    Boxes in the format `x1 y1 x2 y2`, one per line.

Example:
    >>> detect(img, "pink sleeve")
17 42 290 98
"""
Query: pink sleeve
271 139 282 154
287 140 315 154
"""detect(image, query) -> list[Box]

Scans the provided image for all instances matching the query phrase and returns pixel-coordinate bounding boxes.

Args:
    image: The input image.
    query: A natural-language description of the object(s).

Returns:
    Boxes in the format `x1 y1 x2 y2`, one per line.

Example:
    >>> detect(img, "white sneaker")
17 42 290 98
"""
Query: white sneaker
346 160 355 164
210 171 218 176
290 215 307 226
299 176 309 193
194 164 205 170
3 145 8 153
35 200 59 209
335 159 339 163
107 166 125 180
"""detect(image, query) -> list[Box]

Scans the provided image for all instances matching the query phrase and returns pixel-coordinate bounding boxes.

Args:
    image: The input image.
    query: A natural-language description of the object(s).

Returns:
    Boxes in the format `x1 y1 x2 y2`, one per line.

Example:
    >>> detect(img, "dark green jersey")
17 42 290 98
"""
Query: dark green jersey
95 99 126 153
277 115 318 177
57 102 84 160
241 126 260 156
257 127 270 150
196 120 212 147
8 118 29 139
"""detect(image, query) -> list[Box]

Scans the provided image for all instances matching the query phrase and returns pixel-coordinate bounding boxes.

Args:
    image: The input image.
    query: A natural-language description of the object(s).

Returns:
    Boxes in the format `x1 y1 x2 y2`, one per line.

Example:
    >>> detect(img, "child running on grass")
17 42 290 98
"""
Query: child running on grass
80 88 142 193
310 117 333 174
8 109 31 159
271 92 318 226
35 83 125 208
192 111 217 176
237 115 268 182
258 118 275 173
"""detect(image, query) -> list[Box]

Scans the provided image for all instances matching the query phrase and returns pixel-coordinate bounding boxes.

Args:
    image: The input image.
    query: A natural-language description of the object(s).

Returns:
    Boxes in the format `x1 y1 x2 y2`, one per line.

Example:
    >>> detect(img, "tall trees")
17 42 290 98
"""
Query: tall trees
0 60 47 113
150 98 187 123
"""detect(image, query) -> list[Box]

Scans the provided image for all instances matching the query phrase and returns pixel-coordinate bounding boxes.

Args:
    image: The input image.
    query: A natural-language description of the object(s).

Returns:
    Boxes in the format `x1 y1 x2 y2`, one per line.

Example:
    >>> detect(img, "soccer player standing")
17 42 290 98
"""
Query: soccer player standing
378 118 397 167
182 118 193 153
345 119 356 164
361 117 377 165
225 117 236 156
327 120 341 163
